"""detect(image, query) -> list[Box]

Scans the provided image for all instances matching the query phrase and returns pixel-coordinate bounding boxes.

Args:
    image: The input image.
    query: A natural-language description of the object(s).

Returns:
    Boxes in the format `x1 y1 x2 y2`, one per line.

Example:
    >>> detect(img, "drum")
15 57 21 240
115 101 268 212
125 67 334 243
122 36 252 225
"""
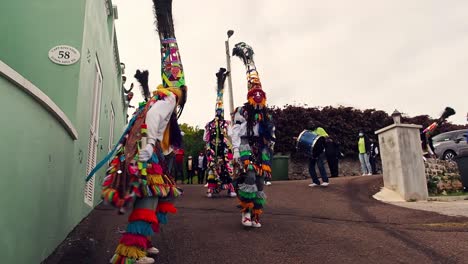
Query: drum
296 130 324 157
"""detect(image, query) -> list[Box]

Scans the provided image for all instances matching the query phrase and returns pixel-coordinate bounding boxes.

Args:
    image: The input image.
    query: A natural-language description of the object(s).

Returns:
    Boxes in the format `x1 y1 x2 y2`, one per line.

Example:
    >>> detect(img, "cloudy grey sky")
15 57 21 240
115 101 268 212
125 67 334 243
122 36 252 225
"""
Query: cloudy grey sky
113 0 468 128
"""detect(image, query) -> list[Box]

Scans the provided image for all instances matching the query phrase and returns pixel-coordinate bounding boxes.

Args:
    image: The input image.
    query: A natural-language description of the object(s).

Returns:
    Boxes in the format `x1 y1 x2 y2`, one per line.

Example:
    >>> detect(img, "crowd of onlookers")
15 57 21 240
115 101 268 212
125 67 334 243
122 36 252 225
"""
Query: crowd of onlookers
171 126 382 186
169 124 382 185
170 150 210 184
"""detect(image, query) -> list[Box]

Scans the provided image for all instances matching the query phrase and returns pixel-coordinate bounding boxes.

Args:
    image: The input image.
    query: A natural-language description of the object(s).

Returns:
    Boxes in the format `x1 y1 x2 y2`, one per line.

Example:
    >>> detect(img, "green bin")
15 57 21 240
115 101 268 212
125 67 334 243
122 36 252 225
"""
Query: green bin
454 154 468 192
271 155 290 181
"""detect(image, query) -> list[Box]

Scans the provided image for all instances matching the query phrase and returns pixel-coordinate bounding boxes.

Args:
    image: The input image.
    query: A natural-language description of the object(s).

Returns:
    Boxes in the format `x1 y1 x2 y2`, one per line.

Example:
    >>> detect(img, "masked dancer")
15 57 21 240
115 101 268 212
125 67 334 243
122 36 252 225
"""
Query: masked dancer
421 107 455 159
231 42 276 228
86 1 188 263
203 68 236 198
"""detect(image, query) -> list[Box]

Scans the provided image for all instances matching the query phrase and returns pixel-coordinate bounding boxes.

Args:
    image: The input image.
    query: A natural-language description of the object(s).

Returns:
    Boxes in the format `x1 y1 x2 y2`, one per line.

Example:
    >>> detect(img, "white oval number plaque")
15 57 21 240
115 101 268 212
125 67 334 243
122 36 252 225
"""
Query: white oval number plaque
48 45 81 65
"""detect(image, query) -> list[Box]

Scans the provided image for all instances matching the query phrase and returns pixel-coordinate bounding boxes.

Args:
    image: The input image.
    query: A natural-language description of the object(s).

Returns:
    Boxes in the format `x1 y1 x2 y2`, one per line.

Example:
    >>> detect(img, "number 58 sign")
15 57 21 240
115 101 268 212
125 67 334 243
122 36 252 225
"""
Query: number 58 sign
48 45 81 65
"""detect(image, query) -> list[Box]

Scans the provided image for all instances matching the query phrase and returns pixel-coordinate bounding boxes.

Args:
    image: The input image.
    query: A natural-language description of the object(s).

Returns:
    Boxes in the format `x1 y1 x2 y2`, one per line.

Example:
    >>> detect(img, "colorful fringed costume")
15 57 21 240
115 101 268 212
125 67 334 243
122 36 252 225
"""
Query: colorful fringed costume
231 42 276 228
86 1 187 263
203 68 236 197
420 107 455 159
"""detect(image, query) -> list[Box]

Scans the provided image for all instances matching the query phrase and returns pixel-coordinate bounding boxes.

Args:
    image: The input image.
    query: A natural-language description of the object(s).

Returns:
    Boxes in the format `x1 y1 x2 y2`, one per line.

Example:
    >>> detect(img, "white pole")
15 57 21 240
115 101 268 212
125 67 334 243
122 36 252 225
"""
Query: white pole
225 38 234 120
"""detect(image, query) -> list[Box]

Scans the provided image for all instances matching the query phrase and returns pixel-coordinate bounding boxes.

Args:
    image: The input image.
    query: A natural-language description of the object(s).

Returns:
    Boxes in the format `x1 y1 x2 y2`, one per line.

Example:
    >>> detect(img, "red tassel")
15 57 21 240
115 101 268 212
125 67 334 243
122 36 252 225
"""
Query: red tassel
103 178 113 187
119 233 148 249
111 157 120 166
112 193 120 204
152 222 160 233
129 208 158 223
156 202 177 214
147 163 163 174
116 199 125 208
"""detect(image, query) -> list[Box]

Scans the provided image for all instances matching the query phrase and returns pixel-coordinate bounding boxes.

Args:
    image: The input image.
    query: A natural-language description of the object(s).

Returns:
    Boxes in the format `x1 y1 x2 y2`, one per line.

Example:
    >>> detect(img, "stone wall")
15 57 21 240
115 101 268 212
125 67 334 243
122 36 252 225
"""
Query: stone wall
425 159 463 195
288 158 363 180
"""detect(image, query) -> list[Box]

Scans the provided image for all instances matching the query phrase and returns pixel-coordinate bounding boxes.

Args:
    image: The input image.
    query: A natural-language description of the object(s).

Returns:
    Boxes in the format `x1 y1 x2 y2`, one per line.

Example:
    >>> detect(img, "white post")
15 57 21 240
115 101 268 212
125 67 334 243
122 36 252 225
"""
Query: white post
376 123 428 201
225 31 234 120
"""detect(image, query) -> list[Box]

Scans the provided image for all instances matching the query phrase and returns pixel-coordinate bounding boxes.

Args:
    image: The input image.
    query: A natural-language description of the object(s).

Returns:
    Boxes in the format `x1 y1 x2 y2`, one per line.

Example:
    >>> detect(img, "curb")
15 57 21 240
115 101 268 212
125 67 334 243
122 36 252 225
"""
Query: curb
427 195 468 202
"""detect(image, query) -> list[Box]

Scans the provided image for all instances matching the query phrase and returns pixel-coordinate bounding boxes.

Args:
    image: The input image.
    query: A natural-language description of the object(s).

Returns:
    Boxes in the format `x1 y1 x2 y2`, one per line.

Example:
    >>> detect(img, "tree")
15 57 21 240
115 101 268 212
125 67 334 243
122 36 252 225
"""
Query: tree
180 123 205 158
271 105 467 159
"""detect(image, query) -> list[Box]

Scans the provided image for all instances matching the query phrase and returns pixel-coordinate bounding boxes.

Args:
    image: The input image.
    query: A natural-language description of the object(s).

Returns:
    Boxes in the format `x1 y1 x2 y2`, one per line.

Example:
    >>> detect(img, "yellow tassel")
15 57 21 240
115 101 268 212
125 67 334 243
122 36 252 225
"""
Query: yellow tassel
161 124 171 153
147 174 165 185
156 85 182 105
115 244 146 259
166 87 182 103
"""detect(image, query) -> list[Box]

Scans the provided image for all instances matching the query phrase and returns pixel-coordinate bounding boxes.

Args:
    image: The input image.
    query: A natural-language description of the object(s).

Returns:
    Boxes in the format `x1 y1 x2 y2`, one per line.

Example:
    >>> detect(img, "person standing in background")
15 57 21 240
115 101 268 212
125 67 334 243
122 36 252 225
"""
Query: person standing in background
306 121 330 187
369 138 380 174
186 156 194 184
197 151 207 184
122 76 134 94
174 148 184 183
325 137 341 177
357 131 373 176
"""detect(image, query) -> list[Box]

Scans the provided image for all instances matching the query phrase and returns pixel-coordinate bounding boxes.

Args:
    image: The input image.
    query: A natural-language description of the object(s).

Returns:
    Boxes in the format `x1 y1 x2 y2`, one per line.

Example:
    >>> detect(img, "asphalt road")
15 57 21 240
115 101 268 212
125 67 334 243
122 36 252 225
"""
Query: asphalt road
44 176 468 264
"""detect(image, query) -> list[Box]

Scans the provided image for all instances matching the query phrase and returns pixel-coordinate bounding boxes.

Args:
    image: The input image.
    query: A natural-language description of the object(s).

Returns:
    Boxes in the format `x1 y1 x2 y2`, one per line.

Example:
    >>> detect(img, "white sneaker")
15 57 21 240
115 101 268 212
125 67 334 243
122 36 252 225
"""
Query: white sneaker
147 246 159 255
206 192 212 198
362 173 366 176
265 181 272 186
308 183 318 187
252 220 262 228
136 257 155 264
242 212 252 227
321 182 329 187
118 207 126 215
229 192 237 197
366 173 372 176
204 183 208 187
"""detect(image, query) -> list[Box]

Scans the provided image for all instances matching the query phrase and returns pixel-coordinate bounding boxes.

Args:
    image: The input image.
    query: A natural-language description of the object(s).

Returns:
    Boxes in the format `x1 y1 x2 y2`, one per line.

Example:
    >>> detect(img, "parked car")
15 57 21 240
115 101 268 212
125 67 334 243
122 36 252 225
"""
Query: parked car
432 129 468 160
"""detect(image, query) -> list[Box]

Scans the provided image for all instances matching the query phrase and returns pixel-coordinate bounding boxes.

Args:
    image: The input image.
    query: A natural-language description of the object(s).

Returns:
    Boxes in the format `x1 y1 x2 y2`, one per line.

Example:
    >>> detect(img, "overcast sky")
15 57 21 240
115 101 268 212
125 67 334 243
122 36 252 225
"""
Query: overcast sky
113 0 468 128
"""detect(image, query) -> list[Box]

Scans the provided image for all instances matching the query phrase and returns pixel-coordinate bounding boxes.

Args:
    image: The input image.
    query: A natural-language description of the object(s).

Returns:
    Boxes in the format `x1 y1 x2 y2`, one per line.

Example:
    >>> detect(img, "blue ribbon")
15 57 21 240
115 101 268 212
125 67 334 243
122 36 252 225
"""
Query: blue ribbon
85 107 142 182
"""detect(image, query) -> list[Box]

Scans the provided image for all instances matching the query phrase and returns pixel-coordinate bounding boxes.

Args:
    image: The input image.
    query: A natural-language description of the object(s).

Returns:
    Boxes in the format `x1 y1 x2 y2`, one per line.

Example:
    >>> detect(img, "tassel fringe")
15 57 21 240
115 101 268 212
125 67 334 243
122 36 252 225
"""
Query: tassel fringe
126 221 155 237
110 254 136 264
128 209 158 223
157 212 168 224
238 190 257 200
147 174 165 185
115 244 146 259
239 201 254 212
157 202 177 214
119 233 148 249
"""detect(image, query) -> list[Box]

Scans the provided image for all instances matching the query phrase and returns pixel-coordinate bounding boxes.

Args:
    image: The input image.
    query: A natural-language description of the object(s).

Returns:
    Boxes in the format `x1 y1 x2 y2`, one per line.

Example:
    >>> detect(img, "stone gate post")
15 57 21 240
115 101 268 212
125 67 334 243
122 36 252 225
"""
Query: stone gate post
375 123 428 201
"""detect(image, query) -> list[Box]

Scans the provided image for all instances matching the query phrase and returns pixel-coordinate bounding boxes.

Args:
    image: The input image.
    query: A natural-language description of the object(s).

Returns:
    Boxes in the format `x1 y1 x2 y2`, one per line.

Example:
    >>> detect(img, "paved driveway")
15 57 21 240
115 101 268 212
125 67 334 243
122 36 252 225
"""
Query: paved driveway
44 176 468 264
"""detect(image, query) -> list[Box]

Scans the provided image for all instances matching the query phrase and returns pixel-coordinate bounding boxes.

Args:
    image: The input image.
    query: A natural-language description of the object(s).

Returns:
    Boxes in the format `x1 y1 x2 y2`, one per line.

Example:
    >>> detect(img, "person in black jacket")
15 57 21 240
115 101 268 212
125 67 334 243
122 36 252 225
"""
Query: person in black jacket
325 137 342 177
186 155 195 184
369 138 380 174
196 151 208 184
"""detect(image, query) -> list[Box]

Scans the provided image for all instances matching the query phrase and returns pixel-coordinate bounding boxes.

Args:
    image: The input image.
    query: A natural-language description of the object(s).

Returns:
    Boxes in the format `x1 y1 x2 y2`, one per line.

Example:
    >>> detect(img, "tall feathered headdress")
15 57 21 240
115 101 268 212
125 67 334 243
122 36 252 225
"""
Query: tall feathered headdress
134 70 150 101
232 42 266 108
423 107 456 133
214 68 229 118
152 0 187 117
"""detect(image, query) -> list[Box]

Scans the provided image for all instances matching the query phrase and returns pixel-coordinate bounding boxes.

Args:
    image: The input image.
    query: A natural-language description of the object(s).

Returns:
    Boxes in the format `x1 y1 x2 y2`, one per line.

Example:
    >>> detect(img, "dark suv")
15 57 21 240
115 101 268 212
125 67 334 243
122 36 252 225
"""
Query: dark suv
432 129 468 160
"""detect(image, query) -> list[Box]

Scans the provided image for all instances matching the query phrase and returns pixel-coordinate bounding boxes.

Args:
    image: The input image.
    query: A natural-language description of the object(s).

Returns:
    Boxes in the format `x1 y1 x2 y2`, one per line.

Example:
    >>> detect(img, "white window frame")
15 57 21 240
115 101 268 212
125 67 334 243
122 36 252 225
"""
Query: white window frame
105 0 112 16
84 58 103 207
108 103 115 152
